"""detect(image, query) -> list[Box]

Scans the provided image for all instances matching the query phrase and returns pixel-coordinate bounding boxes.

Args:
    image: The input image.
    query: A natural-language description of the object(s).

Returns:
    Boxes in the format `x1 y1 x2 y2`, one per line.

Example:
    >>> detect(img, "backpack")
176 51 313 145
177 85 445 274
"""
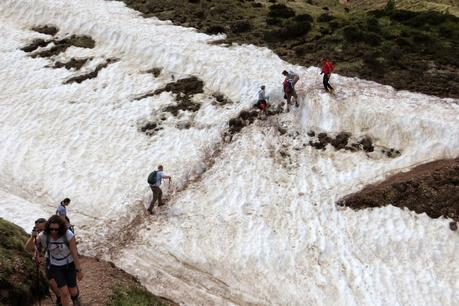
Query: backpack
147 171 158 185
43 233 70 261
283 79 293 93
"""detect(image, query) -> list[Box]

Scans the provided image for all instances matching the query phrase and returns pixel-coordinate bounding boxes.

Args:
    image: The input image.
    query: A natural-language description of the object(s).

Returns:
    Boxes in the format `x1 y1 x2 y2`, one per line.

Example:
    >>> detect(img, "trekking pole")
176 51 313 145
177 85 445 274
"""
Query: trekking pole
34 242 42 306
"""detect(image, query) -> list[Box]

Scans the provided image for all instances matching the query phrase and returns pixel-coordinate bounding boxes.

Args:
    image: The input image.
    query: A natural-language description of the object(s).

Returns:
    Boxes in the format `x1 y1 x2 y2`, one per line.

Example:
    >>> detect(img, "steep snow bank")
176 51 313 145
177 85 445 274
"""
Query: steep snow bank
0 0 458 305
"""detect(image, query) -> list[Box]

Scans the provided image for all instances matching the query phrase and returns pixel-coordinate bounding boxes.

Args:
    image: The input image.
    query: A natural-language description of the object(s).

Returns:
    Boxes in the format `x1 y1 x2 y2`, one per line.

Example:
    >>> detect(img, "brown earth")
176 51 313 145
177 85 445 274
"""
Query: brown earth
338 158 459 229
41 256 176 306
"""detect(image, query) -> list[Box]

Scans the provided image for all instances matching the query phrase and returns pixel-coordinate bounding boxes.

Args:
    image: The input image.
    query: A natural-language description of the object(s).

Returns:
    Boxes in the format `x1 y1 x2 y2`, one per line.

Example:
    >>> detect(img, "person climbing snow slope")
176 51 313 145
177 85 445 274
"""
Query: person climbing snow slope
321 58 335 93
147 165 172 214
282 70 299 112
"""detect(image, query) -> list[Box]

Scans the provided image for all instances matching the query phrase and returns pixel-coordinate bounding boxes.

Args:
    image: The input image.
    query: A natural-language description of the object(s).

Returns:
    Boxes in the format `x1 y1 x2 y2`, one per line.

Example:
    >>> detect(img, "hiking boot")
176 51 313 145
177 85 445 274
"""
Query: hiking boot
147 208 154 214
55 297 62 306
72 295 81 306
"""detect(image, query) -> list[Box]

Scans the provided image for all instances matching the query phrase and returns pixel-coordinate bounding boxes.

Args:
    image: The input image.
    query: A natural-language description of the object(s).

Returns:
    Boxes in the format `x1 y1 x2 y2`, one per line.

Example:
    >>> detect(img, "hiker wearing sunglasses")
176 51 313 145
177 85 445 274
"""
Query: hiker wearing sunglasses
36 215 83 306
25 218 62 305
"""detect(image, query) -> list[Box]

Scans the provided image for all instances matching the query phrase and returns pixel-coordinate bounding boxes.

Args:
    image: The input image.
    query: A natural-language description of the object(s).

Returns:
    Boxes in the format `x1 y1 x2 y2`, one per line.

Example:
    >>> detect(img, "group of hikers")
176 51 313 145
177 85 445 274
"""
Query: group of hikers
255 58 335 112
25 199 82 306
20 59 336 306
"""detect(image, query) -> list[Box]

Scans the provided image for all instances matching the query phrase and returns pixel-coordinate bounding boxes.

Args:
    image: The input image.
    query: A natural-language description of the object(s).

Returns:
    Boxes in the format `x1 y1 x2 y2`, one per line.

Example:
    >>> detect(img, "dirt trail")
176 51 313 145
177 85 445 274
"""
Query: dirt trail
40 256 176 306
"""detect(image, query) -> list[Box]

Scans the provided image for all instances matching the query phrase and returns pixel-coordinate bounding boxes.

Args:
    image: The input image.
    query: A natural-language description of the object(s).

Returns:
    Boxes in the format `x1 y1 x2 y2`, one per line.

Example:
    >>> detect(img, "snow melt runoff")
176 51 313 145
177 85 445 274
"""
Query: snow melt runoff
0 0 458 305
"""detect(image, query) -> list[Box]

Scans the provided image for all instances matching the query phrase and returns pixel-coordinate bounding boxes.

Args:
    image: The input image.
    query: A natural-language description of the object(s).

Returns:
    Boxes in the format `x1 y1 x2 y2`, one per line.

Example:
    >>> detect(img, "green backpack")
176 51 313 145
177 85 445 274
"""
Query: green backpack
147 171 158 185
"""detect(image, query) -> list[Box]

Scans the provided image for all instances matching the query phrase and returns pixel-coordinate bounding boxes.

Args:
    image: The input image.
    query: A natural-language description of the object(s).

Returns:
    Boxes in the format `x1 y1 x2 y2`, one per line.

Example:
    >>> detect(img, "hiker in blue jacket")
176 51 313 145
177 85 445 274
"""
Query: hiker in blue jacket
147 165 172 214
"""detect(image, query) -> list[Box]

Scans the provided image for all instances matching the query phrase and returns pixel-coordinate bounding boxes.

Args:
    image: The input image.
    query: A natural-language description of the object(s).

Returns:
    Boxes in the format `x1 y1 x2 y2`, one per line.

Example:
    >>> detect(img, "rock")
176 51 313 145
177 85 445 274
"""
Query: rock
318 132 331 145
392 182 408 193
450 222 457 231
307 130 315 137
278 126 287 135
331 132 350 150
359 136 374 152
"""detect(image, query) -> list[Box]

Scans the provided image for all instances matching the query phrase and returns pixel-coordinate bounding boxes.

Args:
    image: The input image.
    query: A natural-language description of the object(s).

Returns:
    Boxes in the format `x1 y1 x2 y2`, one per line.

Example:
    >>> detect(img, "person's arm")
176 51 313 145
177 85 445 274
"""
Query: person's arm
68 235 83 281
25 227 37 252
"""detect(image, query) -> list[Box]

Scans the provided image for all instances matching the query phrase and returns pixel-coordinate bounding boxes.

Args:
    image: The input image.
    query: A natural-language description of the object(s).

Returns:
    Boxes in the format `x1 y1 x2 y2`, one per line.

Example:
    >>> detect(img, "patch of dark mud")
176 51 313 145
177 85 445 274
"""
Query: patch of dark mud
145 67 162 77
212 93 233 106
140 121 164 136
21 39 51 53
337 158 459 227
224 105 283 142
53 57 92 70
31 25 59 36
155 77 204 116
64 59 117 84
307 130 401 157
24 35 95 58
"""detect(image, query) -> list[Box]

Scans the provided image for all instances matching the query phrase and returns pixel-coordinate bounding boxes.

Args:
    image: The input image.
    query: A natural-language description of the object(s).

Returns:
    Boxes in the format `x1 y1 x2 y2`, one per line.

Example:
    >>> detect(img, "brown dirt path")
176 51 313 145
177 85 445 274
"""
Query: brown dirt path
40 256 176 306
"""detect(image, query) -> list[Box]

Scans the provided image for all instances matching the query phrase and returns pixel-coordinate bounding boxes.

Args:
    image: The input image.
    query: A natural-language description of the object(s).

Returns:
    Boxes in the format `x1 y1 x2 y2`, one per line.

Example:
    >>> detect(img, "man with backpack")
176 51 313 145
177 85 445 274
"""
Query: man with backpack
25 218 62 305
282 70 300 112
147 165 172 214
321 58 335 93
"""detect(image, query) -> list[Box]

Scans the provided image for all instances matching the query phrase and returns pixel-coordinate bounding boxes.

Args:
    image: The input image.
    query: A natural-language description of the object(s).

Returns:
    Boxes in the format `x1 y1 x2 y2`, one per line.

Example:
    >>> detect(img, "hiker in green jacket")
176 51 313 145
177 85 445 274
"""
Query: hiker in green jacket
147 165 172 214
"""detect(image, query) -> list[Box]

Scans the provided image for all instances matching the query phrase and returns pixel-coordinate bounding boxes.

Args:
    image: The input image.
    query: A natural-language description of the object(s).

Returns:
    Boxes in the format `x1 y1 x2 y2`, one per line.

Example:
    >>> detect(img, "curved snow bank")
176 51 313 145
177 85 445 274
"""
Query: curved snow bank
0 0 458 305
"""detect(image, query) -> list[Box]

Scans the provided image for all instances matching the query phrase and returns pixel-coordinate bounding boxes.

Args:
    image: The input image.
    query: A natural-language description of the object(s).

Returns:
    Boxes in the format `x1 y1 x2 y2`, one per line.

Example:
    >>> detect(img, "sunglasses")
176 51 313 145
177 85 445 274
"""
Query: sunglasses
50 228 60 232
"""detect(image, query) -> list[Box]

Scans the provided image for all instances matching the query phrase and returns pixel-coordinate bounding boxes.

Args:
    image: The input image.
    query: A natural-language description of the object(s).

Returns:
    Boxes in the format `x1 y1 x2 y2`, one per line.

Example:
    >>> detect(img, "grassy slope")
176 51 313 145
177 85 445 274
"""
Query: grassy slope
107 286 168 306
0 218 48 306
120 0 459 98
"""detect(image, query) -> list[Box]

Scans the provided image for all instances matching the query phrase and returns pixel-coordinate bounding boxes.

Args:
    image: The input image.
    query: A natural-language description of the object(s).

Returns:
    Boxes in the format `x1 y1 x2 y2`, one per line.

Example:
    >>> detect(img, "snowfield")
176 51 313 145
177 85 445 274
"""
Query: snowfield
1 0 458 305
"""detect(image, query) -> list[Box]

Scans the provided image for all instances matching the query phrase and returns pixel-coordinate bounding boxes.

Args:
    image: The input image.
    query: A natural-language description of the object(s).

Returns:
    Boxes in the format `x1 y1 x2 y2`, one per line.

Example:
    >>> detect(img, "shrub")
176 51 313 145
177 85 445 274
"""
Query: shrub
206 25 225 34
342 25 363 42
363 32 382 45
295 13 313 23
317 13 335 23
266 17 282 26
231 20 252 33
366 17 381 33
268 4 295 19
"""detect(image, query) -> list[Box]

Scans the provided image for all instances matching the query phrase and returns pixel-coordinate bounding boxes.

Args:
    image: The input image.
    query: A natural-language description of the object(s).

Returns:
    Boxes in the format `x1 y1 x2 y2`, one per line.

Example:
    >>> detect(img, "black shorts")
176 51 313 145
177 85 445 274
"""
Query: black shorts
47 262 77 288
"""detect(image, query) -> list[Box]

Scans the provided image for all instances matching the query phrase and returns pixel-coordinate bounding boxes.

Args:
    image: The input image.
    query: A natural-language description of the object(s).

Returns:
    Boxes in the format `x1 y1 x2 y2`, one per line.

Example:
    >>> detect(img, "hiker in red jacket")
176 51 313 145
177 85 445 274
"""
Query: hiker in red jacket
321 59 335 93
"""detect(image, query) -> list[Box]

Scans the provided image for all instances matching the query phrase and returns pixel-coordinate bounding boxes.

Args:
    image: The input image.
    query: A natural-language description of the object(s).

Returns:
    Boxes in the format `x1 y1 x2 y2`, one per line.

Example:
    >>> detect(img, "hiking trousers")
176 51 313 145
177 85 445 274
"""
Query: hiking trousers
323 73 333 92
148 185 162 211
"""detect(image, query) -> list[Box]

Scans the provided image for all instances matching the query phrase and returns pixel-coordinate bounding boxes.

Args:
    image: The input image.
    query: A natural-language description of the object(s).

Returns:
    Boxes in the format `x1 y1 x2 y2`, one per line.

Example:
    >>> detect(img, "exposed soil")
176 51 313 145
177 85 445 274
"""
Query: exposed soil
64 59 117 84
53 58 92 70
307 130 401 157
337 158 459 227
119 0 459 99
31 25 59 36
40 256 176 306
21 35 95 58
145 67 163 77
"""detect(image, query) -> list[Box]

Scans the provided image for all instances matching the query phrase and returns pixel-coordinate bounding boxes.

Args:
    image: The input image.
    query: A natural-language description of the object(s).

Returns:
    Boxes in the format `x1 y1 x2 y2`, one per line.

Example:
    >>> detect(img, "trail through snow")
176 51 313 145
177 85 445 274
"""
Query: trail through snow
0 0 458 305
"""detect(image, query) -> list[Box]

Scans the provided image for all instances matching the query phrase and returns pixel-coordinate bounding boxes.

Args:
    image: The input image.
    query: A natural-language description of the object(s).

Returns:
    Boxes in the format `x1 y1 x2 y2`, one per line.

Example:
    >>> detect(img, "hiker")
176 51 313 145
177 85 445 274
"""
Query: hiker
25 218 62 305
147 165 172 214
37 215 83 306
56 198 73 231
282 70 299 111
255 85 269 111
321 58 335 93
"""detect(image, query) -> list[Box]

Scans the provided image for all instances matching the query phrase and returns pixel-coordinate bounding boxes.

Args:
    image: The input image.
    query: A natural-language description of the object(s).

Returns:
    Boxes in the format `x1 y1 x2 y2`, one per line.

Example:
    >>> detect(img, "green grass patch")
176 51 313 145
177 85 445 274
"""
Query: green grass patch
0 218 48 306
106 286 167 306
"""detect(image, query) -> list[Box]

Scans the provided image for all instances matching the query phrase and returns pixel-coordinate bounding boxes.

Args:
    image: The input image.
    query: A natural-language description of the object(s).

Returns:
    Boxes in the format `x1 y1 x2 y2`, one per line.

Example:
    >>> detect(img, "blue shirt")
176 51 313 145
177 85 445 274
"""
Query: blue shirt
56 204 66 217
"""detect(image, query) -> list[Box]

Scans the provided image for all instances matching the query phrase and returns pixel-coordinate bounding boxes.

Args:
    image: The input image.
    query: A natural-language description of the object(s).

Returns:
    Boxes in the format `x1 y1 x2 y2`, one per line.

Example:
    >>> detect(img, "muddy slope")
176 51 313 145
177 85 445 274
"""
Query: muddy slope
338 158 459 223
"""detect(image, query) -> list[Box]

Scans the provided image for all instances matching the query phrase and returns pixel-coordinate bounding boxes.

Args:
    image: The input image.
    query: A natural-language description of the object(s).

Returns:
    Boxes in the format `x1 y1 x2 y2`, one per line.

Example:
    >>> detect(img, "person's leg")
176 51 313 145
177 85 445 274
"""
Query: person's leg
147 185 157 212
286 94 291 112
65 263 79 305
49 279 61 305
157 187 163 206
323 74 329 91
325 74 334 91
52 268 70 306
59 286 71 306
292 89 299 107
